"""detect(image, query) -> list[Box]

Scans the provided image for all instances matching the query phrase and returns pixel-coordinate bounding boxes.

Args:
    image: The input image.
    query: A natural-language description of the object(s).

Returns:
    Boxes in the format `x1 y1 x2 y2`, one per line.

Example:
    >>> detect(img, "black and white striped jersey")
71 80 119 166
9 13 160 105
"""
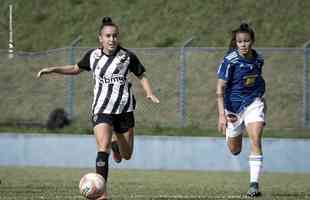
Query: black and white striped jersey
77 46 145 115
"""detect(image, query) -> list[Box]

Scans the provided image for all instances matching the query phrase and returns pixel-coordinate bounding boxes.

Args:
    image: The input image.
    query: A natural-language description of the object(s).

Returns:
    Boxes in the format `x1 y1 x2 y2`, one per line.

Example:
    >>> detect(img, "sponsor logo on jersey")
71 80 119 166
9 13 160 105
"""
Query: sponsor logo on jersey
98 75 126 84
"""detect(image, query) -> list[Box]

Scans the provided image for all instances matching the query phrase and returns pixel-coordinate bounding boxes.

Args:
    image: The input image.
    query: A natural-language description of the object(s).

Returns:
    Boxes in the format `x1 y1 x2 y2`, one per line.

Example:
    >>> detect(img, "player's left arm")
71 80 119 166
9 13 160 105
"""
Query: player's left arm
138 73 160 103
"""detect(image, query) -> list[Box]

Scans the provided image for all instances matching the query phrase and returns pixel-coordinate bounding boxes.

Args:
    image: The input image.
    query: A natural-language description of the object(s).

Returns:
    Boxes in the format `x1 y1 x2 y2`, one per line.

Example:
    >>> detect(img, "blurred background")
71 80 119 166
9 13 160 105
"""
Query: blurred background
0 0 310 136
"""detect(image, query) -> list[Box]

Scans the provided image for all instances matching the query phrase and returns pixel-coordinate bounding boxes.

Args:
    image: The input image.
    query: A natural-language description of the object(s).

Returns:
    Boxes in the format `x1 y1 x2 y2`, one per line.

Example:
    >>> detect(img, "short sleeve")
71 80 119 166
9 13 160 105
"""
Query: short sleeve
77 49 93 71
128 52 145 77
217 59 232 81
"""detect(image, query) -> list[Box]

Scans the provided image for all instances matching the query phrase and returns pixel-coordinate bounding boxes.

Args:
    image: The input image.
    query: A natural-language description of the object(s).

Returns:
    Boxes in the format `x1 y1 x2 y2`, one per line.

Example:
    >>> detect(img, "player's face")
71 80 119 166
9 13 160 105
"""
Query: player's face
235 32 253 57
99 26 119 55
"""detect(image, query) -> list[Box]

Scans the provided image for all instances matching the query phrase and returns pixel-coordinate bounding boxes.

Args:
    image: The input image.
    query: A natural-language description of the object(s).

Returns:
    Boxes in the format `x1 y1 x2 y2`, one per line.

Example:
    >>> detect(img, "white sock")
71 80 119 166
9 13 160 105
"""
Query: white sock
249 154 263 183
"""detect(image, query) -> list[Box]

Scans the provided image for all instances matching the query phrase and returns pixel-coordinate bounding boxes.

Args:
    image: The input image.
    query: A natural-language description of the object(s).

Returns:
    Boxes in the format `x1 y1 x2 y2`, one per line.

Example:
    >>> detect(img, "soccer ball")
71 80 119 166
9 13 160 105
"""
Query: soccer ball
79 173 106 199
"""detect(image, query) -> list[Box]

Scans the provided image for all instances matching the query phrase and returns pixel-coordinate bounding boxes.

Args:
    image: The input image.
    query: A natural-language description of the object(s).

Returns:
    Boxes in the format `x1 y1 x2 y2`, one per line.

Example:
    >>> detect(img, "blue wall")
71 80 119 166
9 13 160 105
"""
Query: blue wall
0 133 309 173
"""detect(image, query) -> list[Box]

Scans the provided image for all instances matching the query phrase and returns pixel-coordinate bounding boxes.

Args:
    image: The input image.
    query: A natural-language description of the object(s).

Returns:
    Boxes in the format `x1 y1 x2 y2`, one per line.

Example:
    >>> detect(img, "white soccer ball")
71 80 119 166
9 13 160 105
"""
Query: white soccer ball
79 173 106 199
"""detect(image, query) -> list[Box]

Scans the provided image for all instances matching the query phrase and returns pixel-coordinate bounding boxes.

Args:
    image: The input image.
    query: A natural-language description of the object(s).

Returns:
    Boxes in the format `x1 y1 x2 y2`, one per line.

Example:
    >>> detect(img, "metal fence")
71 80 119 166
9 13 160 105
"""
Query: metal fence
0 46 309 129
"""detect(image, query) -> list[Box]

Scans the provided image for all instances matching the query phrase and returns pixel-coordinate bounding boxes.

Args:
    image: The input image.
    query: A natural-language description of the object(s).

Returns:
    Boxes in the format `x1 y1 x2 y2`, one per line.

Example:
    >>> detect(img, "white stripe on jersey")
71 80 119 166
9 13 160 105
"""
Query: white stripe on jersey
217 63 222 75
117 88 130 113
93 83 110 114
128 88 134 111
99 56 125 114
92 56 109 80
103 86 121 113
225 51 238 60
225 63 231 79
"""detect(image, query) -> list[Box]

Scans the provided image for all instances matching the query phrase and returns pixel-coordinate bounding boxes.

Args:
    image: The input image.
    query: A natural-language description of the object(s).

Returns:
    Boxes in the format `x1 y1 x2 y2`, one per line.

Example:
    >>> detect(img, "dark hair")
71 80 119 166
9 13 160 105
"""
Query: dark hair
229 23 255 50
98 16 119 35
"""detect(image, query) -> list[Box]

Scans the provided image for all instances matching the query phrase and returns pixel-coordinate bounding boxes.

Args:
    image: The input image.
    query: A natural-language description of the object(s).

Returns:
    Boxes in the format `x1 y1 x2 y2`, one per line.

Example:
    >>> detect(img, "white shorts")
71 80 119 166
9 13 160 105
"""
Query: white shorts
225 98 265 138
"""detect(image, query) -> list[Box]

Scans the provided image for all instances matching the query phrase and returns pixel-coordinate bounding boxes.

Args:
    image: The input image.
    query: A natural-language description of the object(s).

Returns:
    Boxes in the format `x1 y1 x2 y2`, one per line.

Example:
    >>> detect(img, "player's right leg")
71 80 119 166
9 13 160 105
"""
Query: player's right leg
225 113 244 155
93 114 114 200
94 123 112 200
227 135 243 155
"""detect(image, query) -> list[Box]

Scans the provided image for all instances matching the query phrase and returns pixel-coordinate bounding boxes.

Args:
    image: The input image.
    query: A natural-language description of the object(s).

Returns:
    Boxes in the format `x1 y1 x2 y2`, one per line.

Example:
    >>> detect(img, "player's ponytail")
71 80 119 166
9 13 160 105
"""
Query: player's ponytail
228 23 255 51
102 16 112 24
98 16 119 35
239 23 250 30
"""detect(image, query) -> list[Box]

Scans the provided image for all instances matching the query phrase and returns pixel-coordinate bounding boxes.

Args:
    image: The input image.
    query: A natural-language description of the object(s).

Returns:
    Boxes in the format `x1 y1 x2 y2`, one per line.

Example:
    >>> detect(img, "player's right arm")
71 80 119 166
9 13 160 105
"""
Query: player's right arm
216 79 227 135
216 57 233 135
36 64 82 78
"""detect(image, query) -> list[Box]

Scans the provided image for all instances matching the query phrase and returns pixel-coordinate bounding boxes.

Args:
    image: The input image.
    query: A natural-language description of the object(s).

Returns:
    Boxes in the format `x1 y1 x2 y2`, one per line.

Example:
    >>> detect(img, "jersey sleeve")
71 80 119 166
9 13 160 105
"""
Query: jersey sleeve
217 59 232 81
128 52 146 77
77 49 93 71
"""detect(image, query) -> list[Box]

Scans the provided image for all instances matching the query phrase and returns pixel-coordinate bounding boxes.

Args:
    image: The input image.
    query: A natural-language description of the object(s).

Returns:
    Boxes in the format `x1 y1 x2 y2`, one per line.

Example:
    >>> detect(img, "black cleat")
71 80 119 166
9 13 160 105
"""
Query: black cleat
111 141 122 163
247 182 261 197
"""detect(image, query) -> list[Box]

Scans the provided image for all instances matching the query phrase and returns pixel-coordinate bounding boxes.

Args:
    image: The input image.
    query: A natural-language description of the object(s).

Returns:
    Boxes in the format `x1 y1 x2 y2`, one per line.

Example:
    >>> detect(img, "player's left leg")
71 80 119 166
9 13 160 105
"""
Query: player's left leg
246 121 264 197
244 98 265 197
111 133 122 163
115 127 134 160
111 112 135 162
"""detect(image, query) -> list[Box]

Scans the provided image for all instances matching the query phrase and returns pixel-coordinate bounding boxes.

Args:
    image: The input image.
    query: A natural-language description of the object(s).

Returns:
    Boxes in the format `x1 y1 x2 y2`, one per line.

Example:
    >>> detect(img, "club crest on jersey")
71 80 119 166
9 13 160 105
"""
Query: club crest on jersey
243 74 258 87
118 51 129 63
114 52 129 74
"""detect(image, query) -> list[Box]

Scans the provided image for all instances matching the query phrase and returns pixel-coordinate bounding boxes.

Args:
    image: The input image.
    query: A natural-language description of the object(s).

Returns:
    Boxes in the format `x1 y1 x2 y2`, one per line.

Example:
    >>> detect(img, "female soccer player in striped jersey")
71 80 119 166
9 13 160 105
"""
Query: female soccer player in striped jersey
216 23 266 197
37 17 159 199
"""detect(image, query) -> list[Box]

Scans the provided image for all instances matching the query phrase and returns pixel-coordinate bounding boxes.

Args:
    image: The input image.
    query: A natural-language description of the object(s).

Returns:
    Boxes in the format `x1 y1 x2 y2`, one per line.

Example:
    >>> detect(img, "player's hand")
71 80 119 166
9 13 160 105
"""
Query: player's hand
146 94 160 103
218 114 227 135
36 68 52 78
226 114 238 123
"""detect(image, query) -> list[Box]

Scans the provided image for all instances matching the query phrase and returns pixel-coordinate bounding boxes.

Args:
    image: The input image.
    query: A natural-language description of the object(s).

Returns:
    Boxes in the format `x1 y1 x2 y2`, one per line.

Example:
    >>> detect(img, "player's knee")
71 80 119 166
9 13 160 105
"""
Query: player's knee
228 144 242 156
122 152 133 160
228 146 242 155
231 150 241 156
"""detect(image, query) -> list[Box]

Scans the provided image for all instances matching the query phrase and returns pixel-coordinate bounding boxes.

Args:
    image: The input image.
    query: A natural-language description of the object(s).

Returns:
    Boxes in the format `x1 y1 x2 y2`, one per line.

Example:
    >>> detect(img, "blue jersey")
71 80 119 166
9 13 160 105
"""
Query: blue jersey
217 49 265 113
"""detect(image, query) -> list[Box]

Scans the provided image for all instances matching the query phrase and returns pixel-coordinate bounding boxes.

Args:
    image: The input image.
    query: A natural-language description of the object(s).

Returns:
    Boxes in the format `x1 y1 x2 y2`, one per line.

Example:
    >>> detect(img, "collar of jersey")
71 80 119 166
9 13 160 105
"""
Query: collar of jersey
236 49 258 63
100 46 121 57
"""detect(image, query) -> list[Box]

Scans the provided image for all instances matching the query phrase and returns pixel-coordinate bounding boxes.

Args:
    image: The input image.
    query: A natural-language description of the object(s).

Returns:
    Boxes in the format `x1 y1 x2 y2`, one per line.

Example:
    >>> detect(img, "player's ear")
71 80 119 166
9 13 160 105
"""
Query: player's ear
98 35 103 43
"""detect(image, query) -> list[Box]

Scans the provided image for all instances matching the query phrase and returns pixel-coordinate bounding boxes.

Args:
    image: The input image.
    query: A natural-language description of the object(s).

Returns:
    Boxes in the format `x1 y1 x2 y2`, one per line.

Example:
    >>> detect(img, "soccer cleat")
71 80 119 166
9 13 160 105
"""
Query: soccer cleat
95 180 108 200
111 141 122 163
247 182 261 197
96 191 108 200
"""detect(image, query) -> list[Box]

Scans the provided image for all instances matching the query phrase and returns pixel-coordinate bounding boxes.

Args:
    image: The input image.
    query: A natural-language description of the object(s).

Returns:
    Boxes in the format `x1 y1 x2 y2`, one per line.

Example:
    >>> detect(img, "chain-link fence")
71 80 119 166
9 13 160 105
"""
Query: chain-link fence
0 47 309 129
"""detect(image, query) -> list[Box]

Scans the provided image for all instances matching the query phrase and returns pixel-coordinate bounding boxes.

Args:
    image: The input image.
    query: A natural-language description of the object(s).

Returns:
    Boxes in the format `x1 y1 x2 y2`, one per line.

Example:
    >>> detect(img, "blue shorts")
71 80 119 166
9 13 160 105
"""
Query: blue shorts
92 112 135 134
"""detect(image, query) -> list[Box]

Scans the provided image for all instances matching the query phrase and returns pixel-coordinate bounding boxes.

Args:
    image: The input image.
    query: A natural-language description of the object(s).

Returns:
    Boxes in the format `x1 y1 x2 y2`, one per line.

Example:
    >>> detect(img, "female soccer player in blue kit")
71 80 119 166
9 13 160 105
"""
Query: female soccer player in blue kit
37 17 159 199
216 23 266 197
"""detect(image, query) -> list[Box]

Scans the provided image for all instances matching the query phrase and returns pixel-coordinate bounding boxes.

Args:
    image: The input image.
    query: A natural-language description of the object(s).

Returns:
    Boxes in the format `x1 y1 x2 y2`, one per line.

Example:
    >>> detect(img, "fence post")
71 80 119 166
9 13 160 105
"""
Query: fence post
303 40 310 128
67 36 82 120
8 4 14 59
179 37 194 128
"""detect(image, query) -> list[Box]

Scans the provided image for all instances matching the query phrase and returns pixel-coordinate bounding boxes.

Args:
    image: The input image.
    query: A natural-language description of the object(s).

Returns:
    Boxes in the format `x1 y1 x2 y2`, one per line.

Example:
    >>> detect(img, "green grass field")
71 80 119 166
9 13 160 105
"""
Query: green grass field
1 167 310 199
